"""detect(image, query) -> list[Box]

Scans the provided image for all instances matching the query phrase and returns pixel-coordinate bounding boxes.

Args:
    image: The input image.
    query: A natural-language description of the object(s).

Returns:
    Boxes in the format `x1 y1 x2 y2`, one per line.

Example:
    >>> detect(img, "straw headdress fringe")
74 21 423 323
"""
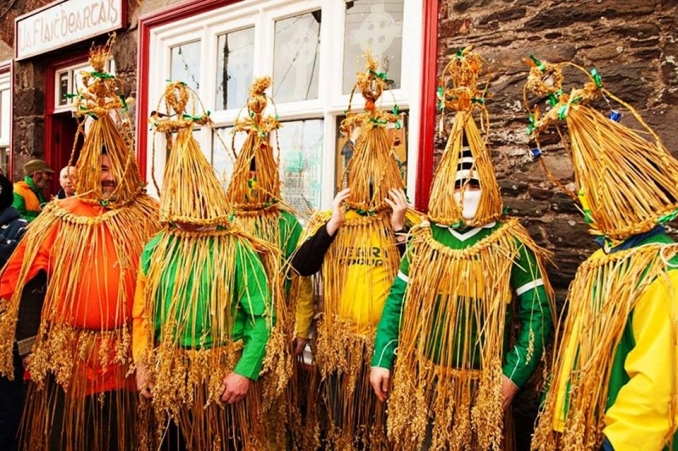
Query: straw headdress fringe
532 244 678 451
387 219 553 451
429 46 502 228
142 81 285 450
0 35 160 451
523 58 678 241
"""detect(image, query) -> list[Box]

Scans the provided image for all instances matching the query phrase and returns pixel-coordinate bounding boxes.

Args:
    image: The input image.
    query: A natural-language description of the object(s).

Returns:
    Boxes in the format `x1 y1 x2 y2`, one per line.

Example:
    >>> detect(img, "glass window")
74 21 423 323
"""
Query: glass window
216 27 255 111
343 0 404 94
0 72 9 176
276 119 324 219
171 41 202 92
54 59 115 111
58 72 69 106
273 11 322 103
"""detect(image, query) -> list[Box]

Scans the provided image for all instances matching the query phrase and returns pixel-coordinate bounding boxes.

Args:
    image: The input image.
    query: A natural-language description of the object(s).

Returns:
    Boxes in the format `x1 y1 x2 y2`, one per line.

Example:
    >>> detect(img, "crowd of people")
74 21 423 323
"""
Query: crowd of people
0 42 675 451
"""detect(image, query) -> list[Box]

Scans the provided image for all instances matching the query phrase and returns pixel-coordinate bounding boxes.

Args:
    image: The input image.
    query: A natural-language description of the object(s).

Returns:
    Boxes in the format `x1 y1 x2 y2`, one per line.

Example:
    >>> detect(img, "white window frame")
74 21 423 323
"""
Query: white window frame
0 68 10 150
145 0 423 208
53 59 116 114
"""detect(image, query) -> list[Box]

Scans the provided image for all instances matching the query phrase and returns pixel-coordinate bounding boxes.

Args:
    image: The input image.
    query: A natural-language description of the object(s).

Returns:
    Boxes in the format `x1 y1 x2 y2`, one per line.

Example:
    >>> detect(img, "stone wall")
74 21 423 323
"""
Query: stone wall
439 0 678 293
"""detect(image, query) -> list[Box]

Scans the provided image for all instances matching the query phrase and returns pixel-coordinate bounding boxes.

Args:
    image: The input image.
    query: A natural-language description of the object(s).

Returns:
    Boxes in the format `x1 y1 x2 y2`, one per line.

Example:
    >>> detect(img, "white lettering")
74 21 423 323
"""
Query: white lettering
16 0 124 60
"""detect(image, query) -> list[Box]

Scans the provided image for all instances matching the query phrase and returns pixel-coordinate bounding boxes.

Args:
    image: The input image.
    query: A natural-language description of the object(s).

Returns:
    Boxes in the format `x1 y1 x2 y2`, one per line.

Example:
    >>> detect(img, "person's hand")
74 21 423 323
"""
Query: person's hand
136 364 154 399
326 188 351 236
293 337 308 356
501 374 519 411
220 372 251 404
370 367 391 402
384 189 408 232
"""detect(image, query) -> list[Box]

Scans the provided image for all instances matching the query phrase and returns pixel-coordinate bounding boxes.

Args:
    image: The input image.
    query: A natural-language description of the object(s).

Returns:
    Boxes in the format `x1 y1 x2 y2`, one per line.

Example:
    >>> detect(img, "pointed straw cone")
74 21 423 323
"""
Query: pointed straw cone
524 59 678 241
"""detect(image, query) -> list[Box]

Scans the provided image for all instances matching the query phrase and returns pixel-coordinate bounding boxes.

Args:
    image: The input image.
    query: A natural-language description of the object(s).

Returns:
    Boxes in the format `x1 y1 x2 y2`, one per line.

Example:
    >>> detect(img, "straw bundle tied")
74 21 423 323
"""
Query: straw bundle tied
532 244 678 451
302 53 406 450
388 219 552 451
429 46 502 227
140 81 286 450
0 35 160 451
523 57 678 241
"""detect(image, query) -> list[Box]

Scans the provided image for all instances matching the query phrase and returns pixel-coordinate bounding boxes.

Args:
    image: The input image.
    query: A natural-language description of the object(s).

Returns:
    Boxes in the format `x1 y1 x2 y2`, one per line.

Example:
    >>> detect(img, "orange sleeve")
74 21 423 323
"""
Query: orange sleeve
132 269 151 363
0 225 56 299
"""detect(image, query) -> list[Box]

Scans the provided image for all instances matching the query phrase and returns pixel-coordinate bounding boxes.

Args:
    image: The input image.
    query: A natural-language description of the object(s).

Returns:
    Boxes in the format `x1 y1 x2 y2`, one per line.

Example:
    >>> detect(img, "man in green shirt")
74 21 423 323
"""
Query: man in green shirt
133 82 276 451
13 159 53 221
370 49 553 451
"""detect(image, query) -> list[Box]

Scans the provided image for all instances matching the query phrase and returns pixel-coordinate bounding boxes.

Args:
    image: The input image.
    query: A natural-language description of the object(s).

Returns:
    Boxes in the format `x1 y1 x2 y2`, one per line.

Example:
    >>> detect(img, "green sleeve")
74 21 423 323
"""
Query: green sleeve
12 193 36 222
280 211 303 261
503 242 553 388
372 250 411 370
233 241 271 380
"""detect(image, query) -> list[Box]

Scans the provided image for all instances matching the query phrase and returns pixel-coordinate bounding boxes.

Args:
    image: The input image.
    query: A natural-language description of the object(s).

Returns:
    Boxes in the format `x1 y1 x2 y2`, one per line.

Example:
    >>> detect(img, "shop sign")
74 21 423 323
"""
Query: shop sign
16 0 125 61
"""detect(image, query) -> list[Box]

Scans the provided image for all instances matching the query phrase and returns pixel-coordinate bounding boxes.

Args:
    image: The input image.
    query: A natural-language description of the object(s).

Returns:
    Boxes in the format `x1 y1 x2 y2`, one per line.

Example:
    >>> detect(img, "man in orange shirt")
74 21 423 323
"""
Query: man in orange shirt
0 43 159 451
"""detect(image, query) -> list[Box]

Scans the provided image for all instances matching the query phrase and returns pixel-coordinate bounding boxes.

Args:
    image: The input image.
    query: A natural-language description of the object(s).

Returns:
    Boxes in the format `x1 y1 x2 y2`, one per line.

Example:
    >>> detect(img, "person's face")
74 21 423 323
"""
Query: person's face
32 171 53 190
453 182 482 220
59 167 77 196
100 155 117 199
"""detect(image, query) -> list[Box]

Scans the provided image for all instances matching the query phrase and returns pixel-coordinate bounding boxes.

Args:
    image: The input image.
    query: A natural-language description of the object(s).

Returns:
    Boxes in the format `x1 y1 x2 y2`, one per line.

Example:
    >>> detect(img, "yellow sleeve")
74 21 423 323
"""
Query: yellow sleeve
132 269 151 364
294 274 315 339
604 270 678 451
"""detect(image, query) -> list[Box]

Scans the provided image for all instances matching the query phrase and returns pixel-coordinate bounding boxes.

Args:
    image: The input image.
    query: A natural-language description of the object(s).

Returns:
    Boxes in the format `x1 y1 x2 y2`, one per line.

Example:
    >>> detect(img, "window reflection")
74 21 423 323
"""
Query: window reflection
343 0 403 94
171 41 201 92
273 11 321 103
216 28 254 111
275 119 324 221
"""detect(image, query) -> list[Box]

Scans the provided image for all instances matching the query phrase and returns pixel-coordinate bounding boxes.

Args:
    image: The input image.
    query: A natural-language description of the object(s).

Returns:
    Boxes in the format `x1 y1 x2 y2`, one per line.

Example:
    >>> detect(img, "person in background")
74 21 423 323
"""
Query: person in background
13 159 53 222
57 166 77 199
0 173 29 451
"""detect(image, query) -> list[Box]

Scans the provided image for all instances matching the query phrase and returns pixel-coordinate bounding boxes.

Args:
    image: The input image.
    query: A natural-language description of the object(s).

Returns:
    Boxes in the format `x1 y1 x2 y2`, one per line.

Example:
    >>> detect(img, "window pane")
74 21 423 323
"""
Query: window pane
335 112 408 192
216 27 254 111
58 72 69 106
273 11 321 103
343 0 404 94
0 147 8 176
212 127 246 188
171 41 202 92
0 88 8 142
276 119 324 221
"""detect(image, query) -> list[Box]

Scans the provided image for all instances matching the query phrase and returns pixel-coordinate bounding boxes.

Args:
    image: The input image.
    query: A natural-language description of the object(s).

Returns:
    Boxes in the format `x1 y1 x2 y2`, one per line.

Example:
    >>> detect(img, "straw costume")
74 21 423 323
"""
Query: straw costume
291 54 416 450
371 48 554 451
525 57 678 451
0 37 160 451
132 81 284 451
225 77 311 449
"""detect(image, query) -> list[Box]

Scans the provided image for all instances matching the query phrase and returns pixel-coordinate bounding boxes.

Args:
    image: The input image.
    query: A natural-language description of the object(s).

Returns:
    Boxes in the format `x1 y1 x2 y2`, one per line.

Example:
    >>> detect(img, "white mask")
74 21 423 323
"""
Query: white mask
453 189 482 220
